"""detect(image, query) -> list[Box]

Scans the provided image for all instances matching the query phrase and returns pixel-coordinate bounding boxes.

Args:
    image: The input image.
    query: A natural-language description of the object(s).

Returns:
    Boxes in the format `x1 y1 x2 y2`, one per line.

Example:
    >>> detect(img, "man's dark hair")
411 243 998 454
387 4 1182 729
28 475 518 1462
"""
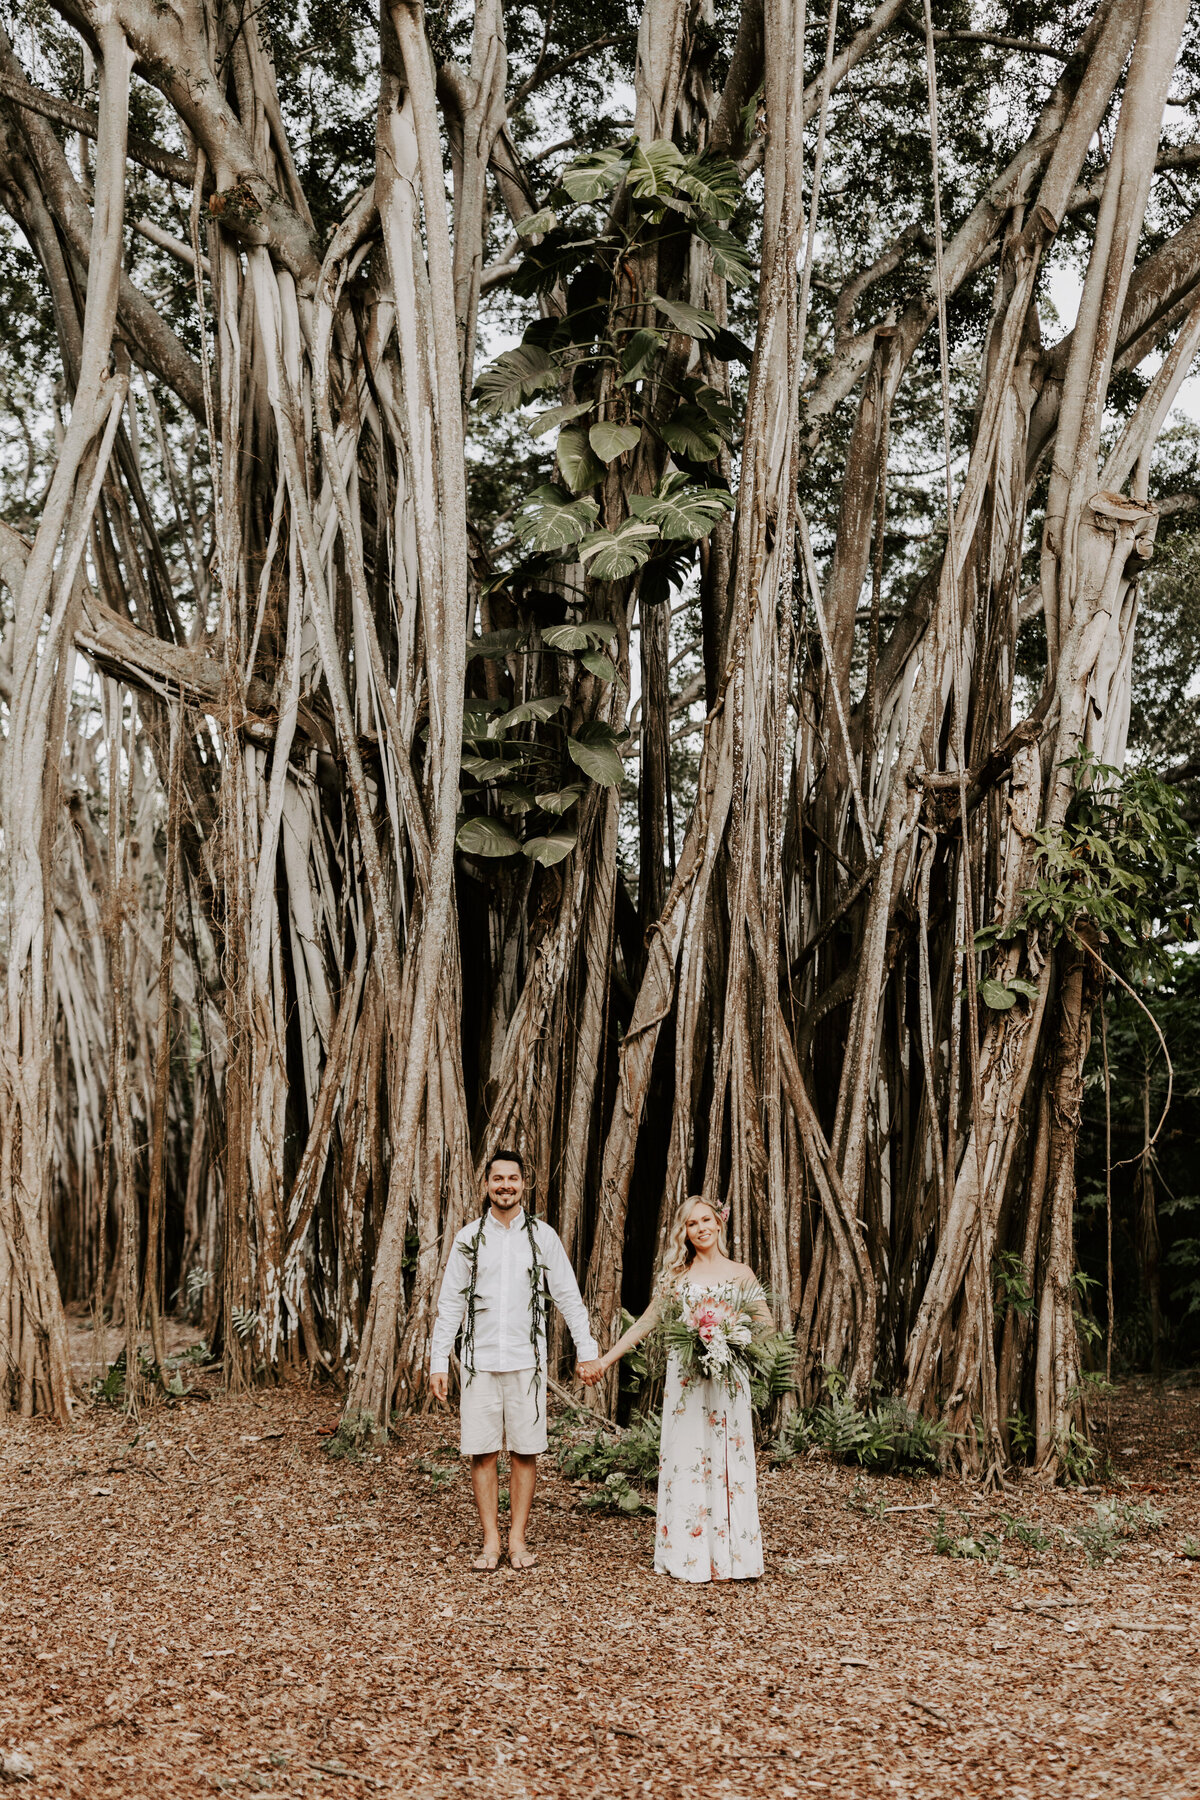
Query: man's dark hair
485 1148 525 1178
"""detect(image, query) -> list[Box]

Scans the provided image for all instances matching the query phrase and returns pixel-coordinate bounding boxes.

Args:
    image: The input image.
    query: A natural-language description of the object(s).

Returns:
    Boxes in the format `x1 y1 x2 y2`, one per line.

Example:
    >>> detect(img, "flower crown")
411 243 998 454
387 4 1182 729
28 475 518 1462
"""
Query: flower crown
714 1202 731 1226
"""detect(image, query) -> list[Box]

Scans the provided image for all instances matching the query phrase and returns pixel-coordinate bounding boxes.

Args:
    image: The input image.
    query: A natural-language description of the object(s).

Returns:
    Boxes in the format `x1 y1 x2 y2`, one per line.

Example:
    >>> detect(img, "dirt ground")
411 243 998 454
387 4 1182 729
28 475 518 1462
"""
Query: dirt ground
1 1321 1198 1800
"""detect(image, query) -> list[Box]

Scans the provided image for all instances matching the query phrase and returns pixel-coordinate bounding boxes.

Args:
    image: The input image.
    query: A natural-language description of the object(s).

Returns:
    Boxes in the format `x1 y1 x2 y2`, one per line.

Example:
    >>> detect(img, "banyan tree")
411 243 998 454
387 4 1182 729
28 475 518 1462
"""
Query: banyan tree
1 0 1198 1472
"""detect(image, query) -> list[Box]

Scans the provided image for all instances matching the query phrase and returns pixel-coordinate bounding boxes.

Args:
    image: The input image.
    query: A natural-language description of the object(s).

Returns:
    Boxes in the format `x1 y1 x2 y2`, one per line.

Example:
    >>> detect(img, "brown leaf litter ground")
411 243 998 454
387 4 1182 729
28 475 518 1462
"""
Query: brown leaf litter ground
1 1318 1197 1799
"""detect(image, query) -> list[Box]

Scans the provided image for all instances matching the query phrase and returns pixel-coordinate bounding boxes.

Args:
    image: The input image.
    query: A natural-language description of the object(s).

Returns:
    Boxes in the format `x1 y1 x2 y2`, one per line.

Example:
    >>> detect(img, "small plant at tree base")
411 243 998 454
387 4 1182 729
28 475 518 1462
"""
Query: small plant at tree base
1006 1410 1035 1460
1073 1498 1165 1565
928 1511 1004 1561
579 1472 654 1515
414 1455 457 1493
776 1379 951 1476
994 1512 1050 1553
1055 1424 1098 1486
1180 1537 1200 1561
554 1407 662 1500
89 1347 156 1406
324 1408 378 1460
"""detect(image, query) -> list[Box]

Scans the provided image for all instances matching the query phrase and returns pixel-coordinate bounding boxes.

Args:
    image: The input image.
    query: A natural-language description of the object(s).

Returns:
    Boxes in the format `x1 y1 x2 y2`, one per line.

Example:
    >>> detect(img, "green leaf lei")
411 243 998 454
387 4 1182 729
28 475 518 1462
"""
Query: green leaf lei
457 1208 549 1418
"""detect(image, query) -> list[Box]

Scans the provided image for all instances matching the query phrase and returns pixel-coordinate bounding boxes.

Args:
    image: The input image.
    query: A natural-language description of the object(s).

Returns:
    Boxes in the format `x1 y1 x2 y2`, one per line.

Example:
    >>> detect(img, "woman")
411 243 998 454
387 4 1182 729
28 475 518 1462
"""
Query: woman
590 1195 769 1583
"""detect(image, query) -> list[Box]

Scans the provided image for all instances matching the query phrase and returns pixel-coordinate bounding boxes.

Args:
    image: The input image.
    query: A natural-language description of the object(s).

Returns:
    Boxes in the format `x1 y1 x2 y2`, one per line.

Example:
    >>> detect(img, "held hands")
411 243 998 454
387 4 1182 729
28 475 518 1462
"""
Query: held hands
576 1357 608 1387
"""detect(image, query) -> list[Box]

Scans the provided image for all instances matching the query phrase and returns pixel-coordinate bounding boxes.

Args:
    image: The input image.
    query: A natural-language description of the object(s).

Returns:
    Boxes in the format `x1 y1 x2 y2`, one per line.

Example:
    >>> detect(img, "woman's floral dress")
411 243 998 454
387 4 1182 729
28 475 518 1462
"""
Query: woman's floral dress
654 1279 764 1583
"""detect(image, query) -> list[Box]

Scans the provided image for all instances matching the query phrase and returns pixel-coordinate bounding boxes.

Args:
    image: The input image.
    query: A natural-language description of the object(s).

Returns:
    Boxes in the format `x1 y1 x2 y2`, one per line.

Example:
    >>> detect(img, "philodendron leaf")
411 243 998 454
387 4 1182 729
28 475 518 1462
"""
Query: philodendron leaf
567 721 627 787
498 785 537 814
456 815 520 857
491 694 567 733
619 328 663 385
461 754 514 781
557 426 605 493
1006 977 1041 1000
676 153 742 219
467 628 530 660
628 473 736 540
979 978 1017 1010
649 293 719 340
523 831 577 867
536 783 584 815
694 218 753 286
558 145 630 203
473 343 557 414
578 520 660 580
628 139 686 198
581 649 616 682
542 619 617 651
589 421 642 463
516 207 558 237
529 400 592 439
514 484 600 553
658 407 724 461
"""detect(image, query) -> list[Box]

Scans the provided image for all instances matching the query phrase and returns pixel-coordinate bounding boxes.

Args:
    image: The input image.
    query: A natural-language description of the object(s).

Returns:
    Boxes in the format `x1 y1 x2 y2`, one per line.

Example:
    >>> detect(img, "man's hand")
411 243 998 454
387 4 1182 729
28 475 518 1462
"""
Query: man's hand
429 1370 449 1405
576 1359 605 1387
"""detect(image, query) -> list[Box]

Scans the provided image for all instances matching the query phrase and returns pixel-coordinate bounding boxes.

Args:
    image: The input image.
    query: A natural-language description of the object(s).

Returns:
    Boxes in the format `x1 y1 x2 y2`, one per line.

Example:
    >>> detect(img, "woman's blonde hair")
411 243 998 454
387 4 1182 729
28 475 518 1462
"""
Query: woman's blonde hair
660 1194 729 1288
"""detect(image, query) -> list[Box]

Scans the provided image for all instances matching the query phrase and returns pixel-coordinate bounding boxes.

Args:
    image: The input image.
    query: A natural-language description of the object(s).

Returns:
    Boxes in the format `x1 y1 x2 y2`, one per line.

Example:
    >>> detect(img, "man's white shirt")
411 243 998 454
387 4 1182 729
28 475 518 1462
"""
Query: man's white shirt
429 1209 599 1375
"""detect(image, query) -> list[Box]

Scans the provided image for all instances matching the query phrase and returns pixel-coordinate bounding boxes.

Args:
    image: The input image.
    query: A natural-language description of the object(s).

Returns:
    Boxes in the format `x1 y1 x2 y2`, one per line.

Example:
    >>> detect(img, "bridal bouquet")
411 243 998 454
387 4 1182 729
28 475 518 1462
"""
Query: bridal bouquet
660 1284 794 1403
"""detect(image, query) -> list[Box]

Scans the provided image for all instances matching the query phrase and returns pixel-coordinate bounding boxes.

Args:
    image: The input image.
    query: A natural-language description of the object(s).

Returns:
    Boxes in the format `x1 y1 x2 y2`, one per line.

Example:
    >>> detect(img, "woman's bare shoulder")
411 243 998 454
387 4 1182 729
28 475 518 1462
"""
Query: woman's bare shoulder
726 1260 760 1284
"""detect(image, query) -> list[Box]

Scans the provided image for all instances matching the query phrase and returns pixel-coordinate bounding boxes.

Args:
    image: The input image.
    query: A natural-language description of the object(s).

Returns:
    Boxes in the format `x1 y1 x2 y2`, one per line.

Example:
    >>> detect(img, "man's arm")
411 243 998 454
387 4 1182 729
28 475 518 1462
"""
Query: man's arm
428 1231 471 1394
540 1226 601 1370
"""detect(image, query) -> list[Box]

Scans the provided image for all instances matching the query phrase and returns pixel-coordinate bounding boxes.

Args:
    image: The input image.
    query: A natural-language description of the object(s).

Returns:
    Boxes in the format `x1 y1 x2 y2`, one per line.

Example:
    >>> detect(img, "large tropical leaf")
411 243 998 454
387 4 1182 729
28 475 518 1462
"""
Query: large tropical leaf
557 426 605 493
618 329 663 385
581 649 617 682
589 421 642 464
629 474 736 540
523 831 577 867
529 400 591 439
628 139 685 198
516 207 558 238
578 520 660 579
658 407 724 461
542 619 618 651
558 145 630 203
456 816 520 857
567 721 627 787
491 694 568 733
649 294 719 340
676 153 743 219
467 628 531 660
461 754 515 781
473 343 557 414
536 783 584 815
514 485 600 552
694 218 753 286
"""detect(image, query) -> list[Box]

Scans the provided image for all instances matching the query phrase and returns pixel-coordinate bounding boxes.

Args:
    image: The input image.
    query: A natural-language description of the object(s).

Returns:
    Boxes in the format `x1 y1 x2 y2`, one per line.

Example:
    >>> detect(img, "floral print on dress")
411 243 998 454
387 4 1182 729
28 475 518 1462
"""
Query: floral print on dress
654 1278 764 1585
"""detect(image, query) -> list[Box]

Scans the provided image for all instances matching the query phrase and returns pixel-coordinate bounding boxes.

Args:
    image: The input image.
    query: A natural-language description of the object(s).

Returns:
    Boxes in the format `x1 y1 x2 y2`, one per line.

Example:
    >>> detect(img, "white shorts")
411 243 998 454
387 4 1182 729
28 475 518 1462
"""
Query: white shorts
459 1368 548 1457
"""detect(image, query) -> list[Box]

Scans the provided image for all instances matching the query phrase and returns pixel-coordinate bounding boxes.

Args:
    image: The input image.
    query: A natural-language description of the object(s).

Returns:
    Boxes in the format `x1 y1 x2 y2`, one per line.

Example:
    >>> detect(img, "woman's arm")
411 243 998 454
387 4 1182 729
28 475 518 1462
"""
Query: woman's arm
734 1267 774 1330
596 1296 661 1374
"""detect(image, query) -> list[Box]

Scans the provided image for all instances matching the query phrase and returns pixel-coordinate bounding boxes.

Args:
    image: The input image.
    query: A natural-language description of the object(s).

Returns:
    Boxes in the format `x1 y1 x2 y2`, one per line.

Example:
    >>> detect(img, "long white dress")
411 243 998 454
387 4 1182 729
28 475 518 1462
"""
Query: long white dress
654 1279 764 1583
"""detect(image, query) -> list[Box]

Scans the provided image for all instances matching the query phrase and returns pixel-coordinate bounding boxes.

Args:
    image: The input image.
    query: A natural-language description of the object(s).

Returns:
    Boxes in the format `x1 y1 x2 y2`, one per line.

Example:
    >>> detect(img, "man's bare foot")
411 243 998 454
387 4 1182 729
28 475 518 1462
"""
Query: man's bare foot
508 1543 538 1570
471 1546 502 1572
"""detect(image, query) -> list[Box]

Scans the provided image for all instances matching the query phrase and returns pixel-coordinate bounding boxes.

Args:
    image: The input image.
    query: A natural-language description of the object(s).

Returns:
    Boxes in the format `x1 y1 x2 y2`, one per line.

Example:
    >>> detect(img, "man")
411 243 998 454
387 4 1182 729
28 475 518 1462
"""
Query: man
429 1150 603 1570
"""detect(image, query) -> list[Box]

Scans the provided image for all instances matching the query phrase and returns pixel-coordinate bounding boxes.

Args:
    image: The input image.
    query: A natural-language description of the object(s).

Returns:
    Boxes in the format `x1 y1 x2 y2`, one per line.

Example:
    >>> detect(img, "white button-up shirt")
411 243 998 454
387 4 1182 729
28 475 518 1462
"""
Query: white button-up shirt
429 1210 599 1375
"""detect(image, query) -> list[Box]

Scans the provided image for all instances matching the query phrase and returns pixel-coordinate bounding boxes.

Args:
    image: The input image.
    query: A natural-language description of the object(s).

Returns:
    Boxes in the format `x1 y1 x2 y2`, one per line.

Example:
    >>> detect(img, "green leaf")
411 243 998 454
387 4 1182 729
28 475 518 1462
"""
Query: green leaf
628 139 686 198
979 978 1017 1011
516 207 558 238
557 426 605 493
536 783 584 815
473 343 558 415
589 421 642 464
567 721 627 787
529 400 592 439
456 816 520 857
558 146 630 203
524 831 577 867
461 754 514 781
498 785 537 815
1006 977 1041 1000
492 694 567 732
676 153 743 218
578 520 660 579
466 628 530 660
542 619 617 651
693 218 754 286
628 473 736 540
658 407 724 461
581 649 616 682
619 329 663 385
514 484 600 553
649 294 719 340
